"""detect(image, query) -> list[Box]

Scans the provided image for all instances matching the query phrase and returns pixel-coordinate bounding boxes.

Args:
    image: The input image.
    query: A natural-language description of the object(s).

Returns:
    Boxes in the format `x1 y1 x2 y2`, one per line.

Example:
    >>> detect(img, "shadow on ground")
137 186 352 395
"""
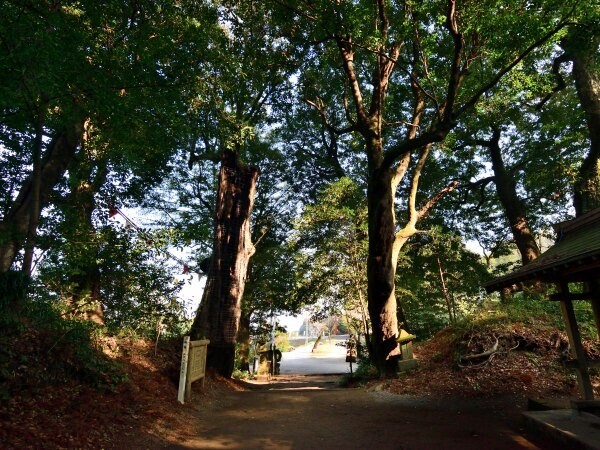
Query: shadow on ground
161 375 566 450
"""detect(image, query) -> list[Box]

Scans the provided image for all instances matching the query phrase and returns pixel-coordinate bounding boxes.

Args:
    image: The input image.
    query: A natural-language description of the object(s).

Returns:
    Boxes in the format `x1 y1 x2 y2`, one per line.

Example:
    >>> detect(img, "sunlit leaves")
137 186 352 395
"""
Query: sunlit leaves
291 177 368 316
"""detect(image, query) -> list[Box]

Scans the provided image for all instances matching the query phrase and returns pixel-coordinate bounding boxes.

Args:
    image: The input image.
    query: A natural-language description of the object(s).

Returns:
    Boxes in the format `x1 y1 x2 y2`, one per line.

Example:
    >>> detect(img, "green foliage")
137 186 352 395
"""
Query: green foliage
236 154 310 336
0 295 126 397
274 331 292 353
231 368 252 380
37 223 189 339
447 290 600 344
341 359 379 387
396 226 491 339
291 177 368 324
453 296 556 334
0 0 226 278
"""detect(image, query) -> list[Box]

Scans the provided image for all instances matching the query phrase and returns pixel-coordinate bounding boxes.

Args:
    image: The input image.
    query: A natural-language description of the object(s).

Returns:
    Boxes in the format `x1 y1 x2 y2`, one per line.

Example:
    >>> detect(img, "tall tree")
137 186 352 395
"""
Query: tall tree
191 151 259 376
272 0 572 373
443 39 589 271
456 125 541 266
0 0 221 277
188 2 302 376
547 18 600 216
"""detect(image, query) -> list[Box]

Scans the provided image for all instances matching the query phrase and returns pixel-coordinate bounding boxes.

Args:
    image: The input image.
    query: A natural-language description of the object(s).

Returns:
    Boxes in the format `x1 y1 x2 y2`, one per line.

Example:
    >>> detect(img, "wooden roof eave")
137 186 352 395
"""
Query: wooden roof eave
484 254 600 293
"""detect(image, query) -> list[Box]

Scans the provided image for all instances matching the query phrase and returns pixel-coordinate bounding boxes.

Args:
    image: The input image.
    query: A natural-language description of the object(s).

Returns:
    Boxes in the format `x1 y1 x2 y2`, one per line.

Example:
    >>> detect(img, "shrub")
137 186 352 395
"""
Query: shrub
1 293 126 396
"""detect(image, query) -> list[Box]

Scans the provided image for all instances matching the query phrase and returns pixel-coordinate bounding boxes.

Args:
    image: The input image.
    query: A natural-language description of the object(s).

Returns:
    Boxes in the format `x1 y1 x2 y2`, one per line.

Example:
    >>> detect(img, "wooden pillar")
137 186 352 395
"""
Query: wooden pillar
589 278 600 339
557 281 594 400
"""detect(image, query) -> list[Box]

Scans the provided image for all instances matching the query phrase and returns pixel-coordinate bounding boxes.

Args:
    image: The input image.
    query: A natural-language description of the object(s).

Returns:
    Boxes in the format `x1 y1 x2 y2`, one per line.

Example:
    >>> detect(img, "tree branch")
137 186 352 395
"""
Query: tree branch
385 17 570 170
443 0 465 121
459 336 499 364
343 82 357 127
408 144 431 219
417 179 460 222
382 127 449 169
272 0 317 21
337 36 369 127
457 19 572 117
536 52 570 110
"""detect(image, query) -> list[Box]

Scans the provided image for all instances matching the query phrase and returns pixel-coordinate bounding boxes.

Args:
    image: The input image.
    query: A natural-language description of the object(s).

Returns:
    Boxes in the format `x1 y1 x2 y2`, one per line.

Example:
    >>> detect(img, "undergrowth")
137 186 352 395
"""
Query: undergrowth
345 293 598 385
340 358 379 387
0 285 127 400
449 293 598 343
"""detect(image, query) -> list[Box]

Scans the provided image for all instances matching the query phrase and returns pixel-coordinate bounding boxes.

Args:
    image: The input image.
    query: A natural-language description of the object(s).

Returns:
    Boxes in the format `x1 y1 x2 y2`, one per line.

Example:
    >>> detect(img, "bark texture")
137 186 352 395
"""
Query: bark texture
236 310 251 372
367 164 402 373
563 28 600 216
64 148 108 325
191 151 259 377
0 123 84 273
487 128 541 265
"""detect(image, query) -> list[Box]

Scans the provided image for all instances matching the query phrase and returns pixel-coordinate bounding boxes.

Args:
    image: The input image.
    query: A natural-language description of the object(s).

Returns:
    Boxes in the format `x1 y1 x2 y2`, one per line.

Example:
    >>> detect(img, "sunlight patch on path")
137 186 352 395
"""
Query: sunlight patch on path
279 341 351 375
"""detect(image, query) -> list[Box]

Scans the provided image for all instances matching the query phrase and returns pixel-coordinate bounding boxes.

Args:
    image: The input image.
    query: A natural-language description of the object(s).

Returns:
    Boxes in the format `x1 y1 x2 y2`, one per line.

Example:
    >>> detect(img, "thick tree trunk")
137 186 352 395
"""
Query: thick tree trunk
22 118 44 274
367 163 401 374
190 151 259 377
0 124 83 273
236 309 251 372
65 157 106 325
355 275 372 356
487 128 540 265
567 32 600 216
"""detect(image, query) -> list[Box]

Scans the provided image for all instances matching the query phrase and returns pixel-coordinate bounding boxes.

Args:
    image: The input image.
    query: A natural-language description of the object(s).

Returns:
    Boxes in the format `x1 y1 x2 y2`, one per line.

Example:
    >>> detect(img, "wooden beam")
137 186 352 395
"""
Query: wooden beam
560 263 600 279
589 279 600 339
557 282 594 400
549 292 595 301
570 400 600 413
565 359 600 369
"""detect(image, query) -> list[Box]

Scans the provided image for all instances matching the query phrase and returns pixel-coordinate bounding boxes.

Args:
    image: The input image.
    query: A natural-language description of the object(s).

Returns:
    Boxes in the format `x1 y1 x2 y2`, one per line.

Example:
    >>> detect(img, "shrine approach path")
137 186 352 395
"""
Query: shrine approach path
162 374 562 450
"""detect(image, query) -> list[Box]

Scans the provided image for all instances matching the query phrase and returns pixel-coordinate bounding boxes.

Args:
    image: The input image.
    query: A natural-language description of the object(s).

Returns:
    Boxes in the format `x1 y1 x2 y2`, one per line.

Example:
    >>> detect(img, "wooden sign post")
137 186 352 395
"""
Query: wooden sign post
178 337 210 404
177 336 191 404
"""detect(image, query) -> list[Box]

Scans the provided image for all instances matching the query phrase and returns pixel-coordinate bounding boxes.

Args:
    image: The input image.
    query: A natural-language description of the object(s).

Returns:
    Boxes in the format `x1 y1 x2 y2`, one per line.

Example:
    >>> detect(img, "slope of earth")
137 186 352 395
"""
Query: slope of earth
0 326 233 449
379 321 600 401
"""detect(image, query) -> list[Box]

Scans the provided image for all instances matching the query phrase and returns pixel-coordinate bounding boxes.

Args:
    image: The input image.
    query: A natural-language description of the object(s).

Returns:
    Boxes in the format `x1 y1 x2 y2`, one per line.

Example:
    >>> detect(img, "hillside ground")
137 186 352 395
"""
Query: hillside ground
1 316 598 448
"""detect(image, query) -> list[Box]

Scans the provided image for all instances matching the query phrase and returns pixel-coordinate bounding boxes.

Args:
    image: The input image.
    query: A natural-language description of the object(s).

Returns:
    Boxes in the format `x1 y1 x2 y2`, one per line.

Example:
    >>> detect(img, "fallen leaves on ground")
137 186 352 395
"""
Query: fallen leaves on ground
0 333 237 449
1 321 598 448
380 322 600 401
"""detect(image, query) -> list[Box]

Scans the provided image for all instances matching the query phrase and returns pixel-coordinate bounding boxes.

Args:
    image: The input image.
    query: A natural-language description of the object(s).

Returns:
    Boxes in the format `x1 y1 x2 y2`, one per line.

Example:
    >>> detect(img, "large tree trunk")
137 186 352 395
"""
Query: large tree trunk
564 29 600 216
64 150 107 325
190 151 259 377
0 124 83 273
22 118 45 274
367 156 402 374
236 309 252 372
487 127 541 265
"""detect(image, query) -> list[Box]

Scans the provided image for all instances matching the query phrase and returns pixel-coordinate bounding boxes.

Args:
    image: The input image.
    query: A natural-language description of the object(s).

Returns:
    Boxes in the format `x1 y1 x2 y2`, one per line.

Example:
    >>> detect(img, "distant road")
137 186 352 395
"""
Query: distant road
280 335 352 375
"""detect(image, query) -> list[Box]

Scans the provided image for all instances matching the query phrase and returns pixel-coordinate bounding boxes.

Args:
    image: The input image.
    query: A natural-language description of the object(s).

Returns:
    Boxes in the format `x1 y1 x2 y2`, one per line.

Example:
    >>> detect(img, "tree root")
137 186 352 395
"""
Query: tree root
458 335 522 369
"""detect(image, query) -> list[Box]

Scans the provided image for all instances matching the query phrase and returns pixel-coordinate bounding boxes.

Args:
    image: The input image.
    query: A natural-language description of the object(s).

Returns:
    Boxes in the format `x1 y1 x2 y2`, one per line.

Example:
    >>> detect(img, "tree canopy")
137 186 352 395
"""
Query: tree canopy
1 0 598 377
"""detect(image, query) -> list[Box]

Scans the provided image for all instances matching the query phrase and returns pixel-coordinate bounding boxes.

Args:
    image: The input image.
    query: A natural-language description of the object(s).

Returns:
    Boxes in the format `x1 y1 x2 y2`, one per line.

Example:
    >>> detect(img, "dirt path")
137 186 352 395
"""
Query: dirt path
160 375 561 450
280 342 350 375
